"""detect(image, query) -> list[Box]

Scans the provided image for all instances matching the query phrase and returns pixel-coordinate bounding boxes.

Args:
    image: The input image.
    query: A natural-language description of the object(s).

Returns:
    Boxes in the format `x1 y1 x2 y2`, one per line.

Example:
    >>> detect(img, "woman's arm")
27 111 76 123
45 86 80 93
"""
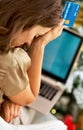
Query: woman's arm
8 21 63 106
8 85 36 106
27 41 44 97
27 22 64 97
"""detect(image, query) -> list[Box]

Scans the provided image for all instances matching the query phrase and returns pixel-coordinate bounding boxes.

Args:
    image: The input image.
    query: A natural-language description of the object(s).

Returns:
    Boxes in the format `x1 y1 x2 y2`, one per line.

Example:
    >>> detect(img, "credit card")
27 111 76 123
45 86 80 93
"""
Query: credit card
62 1 80 27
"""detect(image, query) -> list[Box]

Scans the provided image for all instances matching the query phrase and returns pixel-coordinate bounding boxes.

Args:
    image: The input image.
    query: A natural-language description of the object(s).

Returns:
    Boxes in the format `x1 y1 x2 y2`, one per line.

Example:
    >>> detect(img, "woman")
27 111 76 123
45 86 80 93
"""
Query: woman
0 0 64 126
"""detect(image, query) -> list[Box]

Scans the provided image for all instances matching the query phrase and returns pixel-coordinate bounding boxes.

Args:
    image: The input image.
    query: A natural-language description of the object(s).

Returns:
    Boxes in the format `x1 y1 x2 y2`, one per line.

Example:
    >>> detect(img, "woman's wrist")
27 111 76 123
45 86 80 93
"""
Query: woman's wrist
28 39 45 57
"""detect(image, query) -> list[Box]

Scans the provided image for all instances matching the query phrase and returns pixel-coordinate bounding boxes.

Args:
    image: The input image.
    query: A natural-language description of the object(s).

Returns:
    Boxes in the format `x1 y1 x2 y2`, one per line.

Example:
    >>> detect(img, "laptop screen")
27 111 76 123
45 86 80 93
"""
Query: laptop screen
42 28 83 83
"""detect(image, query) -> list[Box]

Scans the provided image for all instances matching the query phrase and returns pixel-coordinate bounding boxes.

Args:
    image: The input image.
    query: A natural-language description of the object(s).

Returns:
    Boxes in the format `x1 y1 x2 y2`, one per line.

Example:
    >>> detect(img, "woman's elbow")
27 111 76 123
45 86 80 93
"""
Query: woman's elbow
18 96 37 106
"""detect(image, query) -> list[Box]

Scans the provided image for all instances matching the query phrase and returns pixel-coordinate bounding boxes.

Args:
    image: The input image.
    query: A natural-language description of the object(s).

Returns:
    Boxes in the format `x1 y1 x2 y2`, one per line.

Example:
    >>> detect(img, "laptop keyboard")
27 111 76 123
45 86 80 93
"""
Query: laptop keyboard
39 81 58 101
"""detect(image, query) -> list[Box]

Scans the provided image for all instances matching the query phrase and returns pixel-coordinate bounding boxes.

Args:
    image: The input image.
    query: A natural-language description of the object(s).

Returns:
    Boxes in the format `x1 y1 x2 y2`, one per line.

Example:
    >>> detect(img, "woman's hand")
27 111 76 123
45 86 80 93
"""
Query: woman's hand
27 20 64 98
41 20 64 46
0 99 21 123
31 20 64 48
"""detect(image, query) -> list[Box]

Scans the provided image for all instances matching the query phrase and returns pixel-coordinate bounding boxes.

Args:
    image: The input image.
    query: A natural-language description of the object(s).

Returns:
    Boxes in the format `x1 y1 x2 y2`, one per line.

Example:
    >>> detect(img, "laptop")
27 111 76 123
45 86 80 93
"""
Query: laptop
28 28 83 115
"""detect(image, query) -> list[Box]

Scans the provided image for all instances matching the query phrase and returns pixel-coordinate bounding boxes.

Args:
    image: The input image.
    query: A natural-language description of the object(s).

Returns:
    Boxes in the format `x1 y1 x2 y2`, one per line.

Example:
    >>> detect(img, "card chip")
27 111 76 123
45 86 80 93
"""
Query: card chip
65 20 70 25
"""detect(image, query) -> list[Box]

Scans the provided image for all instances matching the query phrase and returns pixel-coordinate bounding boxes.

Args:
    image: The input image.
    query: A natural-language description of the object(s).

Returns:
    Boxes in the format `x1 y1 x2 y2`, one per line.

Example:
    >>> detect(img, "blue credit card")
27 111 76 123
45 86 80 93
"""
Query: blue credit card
62 1 80 27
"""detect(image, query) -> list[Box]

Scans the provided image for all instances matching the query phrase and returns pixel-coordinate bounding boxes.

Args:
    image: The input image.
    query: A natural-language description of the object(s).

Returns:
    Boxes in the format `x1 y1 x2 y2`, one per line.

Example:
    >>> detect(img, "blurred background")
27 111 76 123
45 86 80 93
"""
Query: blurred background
50 1 83 130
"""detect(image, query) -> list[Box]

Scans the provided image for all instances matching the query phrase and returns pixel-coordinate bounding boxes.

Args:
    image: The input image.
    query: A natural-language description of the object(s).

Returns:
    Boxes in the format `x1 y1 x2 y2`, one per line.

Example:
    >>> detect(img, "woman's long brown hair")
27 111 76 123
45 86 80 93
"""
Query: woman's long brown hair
0 0 62 53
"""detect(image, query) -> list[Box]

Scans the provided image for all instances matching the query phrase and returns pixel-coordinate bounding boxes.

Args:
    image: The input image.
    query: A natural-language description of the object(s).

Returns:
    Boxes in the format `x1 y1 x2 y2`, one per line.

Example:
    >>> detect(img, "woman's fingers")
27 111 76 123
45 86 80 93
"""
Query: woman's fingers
31 19 64 48
0 100 21 123
42 22 64 45
43 24 63 44
54 26 64 38
9 103 21 122
14 105 20 117
2 103 11 123
9 103 15 122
